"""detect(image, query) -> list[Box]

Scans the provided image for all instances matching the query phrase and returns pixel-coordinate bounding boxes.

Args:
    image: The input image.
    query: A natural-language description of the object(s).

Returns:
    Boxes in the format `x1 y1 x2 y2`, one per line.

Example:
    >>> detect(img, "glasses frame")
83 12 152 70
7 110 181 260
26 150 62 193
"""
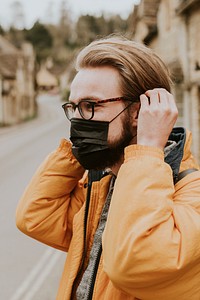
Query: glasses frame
62 96 131 120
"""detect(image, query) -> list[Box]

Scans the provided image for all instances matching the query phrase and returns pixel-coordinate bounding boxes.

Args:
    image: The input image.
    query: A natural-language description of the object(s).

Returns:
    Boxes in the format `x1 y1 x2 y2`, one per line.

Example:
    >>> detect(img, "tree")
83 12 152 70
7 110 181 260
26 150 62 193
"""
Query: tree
58 0 72 45
0 25 5 35
24 21 53 62
7 26 25 48
75 14 106 46
75 13 130 47
106 14 129 35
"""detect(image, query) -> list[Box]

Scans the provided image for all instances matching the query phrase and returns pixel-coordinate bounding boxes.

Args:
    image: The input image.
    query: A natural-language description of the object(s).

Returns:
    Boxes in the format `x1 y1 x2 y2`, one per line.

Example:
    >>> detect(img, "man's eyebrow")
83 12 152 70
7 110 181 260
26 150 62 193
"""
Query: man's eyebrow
69 96 100 103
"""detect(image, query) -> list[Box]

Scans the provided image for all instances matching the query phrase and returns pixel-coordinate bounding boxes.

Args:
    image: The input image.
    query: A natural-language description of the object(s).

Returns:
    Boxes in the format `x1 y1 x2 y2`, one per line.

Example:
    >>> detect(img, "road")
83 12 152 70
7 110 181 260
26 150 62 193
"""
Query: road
0 93 70 300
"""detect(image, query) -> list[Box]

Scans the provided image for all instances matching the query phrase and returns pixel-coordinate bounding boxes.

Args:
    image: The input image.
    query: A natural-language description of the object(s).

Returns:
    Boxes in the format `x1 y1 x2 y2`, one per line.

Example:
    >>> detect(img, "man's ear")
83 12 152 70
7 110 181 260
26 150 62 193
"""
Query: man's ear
131 102 140 126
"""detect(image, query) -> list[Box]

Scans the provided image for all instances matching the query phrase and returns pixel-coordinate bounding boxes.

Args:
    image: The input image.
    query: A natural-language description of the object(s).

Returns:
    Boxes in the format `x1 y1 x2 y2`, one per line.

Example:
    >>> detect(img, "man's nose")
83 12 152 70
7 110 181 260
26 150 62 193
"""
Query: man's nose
73 107 81 118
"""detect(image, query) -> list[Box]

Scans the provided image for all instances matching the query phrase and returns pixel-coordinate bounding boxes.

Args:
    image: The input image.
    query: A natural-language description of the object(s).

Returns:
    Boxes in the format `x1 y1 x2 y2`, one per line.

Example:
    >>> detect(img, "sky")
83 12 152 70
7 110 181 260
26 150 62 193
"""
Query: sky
0 0 140 29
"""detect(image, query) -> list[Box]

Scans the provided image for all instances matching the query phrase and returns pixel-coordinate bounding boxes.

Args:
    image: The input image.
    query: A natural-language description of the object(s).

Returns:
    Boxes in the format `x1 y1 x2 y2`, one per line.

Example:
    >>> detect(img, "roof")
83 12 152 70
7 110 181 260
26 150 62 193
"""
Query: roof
0 35 20 55
0 54 18 79
176 0 200 15
36 66 58 87
133 0 161 41
144 0 160 22
0 35 21 78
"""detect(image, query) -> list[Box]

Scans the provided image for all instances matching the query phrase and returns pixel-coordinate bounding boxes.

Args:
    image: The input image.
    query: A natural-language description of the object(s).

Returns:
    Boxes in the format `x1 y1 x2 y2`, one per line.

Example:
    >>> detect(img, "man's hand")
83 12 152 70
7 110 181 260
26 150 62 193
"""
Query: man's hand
137 88 178 150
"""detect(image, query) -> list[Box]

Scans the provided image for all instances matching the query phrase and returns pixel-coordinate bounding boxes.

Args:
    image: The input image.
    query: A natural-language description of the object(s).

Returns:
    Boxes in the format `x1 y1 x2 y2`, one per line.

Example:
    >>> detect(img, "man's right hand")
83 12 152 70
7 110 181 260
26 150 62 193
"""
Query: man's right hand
137 88 178 150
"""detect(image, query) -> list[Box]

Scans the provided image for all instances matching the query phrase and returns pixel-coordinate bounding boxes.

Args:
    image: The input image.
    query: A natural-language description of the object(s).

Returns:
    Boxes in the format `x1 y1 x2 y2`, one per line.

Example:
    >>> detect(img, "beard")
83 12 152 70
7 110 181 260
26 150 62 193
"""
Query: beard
93 113 135 170
70 105 137 171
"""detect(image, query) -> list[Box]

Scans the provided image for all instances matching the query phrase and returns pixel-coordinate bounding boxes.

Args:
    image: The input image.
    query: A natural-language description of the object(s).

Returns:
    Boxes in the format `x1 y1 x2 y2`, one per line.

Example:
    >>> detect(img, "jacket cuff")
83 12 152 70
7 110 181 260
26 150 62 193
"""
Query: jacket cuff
124 144 164 161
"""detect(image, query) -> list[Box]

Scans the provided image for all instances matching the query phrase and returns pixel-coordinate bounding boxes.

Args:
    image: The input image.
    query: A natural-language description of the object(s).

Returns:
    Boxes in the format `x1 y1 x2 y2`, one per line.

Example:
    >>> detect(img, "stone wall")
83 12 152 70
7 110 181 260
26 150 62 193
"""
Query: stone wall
0 36 37 126
132 0 200 159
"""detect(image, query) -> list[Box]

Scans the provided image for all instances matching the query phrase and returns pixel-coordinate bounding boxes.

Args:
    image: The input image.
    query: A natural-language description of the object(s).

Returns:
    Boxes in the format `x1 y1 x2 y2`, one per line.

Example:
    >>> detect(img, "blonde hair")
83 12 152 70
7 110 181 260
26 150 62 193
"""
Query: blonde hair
75 35 171 102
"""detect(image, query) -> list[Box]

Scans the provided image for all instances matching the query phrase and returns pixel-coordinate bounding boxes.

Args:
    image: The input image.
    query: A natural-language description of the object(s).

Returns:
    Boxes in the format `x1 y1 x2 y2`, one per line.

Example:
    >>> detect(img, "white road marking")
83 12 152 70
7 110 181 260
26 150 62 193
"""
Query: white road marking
10 248 61 300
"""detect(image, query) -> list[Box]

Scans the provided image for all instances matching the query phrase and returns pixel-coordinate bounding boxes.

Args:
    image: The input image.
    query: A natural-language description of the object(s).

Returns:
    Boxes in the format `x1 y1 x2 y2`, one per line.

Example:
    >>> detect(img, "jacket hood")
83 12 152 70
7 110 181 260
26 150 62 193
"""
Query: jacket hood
165 127 186 183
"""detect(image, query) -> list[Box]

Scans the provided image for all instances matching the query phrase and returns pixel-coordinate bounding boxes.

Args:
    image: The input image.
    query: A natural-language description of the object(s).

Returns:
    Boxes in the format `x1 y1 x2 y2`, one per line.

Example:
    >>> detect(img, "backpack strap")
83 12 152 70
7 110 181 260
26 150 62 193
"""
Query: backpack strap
177 168 198 182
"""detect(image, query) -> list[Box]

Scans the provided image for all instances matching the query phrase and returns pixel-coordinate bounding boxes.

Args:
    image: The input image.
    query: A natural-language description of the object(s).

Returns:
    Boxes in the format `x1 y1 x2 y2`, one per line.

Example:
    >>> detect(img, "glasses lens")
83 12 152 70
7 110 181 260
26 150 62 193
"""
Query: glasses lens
79 101 94 120
63 103 74 120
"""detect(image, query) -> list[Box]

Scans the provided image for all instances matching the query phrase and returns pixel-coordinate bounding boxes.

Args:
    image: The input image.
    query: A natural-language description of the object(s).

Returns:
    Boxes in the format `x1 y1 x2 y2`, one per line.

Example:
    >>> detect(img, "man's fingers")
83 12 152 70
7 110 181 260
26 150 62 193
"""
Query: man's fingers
144 89 177 112
144 89 162 106
140 94 149 108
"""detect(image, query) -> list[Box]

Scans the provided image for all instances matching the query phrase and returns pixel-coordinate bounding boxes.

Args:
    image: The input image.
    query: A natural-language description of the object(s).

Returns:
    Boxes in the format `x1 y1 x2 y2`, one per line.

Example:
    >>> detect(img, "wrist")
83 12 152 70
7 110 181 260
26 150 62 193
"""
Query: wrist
137 138 164 150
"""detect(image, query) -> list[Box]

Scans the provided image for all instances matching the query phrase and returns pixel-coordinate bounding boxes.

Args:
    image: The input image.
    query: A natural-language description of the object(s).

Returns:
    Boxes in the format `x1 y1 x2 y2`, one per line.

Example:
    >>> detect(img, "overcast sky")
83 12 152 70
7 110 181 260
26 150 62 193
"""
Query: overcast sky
0 0 140 29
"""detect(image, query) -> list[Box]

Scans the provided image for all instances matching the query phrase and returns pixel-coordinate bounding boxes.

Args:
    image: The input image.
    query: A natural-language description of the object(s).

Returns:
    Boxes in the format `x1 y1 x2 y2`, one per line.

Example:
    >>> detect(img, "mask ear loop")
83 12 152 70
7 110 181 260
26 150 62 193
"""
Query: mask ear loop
109 101 135 124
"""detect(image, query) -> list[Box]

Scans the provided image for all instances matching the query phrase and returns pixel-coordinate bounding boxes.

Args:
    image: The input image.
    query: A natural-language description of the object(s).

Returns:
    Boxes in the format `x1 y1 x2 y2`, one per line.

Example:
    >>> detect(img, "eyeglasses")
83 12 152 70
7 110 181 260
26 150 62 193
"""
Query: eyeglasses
62 97 131 120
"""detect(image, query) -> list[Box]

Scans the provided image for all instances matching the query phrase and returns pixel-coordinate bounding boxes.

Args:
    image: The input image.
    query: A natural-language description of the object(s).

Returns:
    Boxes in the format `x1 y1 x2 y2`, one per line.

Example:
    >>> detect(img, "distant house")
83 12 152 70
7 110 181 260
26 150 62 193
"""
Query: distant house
0 35 36 126
36 64 58 92
36 56 76 100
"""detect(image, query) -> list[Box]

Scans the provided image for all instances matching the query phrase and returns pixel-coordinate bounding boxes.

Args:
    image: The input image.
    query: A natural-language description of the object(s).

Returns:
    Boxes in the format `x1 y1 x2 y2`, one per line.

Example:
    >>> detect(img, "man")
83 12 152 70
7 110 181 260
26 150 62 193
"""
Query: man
16 36 200 300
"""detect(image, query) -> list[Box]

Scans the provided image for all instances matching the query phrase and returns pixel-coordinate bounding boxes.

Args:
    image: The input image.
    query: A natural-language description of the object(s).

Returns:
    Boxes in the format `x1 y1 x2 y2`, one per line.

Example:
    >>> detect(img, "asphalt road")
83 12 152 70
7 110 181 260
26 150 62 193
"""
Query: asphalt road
0 93 70 300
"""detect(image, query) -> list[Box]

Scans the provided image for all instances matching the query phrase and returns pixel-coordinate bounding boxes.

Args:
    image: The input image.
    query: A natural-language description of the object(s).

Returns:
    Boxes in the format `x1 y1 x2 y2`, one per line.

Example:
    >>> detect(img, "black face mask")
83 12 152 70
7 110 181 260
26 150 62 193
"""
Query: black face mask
70 103 134 170
70 118 110 169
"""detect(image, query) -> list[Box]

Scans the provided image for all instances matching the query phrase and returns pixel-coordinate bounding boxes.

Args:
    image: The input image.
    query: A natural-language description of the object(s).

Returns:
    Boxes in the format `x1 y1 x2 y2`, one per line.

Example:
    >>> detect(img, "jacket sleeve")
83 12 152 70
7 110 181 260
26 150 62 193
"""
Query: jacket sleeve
102 144 200 299
16 139 85 252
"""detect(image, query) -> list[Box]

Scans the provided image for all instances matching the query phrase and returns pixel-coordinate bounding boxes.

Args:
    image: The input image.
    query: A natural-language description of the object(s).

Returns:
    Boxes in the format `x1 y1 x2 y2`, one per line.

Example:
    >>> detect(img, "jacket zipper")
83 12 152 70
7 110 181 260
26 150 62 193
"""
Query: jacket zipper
71 181 92 299
86 244 102 300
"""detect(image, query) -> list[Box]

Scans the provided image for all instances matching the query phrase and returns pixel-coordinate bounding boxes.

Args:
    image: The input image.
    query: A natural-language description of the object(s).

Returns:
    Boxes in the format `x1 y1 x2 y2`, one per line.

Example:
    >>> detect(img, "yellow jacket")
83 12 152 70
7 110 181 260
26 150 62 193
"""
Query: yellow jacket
16 129 200 300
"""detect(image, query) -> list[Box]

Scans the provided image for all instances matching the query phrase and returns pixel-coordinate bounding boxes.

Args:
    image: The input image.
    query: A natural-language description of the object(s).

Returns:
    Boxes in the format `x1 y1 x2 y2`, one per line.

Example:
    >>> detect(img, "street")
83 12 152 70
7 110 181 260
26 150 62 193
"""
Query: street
0 93 69 300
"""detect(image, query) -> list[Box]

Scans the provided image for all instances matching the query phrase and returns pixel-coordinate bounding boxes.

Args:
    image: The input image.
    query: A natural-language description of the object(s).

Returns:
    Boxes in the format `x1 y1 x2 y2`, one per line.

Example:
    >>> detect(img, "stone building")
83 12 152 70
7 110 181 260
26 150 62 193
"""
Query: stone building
0 35 36 126
132 0 200 159
38 57 76 101
36 64 58 92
